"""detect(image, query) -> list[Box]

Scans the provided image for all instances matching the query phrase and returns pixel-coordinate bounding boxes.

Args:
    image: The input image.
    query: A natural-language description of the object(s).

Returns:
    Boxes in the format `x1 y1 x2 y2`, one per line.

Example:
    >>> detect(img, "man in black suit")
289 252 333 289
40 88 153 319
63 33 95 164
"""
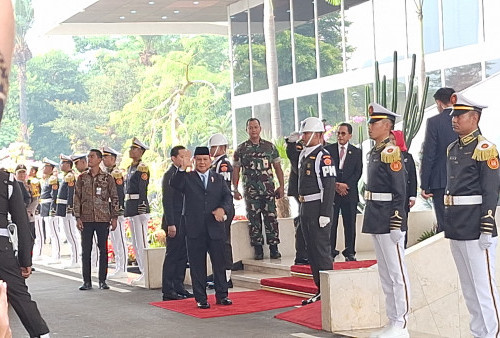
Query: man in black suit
161 145 193 301
171 146 234 309
420 87 456 232
325 123 362 261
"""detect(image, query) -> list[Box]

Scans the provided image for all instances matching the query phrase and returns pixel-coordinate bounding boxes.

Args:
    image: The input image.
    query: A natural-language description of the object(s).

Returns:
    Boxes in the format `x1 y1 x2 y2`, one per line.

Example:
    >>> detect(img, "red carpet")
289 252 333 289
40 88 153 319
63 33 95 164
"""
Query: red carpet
150 290 304 318
275 300 322 330
291 260 377 275
261 276 318 294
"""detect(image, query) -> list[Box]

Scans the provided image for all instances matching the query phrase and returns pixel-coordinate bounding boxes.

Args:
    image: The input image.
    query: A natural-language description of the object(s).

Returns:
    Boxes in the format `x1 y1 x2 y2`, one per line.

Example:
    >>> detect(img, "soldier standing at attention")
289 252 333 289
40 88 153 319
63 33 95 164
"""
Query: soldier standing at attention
40 158 60 264
28 165 43 260
125 137 150 284
102 146 128 279
56 154 80 269
233 118 285 260
444 93 500 338
208 133 235 287
297 117 336 306
363 103 410 338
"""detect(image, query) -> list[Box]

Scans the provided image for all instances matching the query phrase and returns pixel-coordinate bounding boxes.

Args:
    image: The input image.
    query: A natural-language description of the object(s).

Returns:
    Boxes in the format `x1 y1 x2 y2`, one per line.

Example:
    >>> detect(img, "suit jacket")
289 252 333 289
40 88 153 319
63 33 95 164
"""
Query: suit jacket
170 169 234 240
324 142 362 202
161 165 184 232
420 108 457 191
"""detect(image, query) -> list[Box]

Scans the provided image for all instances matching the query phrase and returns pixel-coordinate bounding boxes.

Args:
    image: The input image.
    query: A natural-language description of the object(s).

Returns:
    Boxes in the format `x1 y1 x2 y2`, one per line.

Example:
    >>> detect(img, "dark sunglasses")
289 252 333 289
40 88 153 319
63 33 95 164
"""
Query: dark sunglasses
336 131 349 136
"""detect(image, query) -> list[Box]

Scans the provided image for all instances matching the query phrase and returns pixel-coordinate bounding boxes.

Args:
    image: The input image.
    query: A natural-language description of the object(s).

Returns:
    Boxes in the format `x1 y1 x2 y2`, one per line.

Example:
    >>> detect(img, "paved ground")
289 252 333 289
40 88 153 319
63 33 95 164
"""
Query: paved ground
8 264 346 338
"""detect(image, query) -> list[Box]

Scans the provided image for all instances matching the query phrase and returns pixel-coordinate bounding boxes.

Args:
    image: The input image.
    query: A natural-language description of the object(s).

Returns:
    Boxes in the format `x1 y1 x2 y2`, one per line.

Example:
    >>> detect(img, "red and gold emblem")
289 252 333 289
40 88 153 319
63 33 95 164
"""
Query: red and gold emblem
221 164 228 172
68 181 74 187
487 158 499 170
116 178 123 185
324 158 332 165
390 161 402 172
141 173 148 180
52 184 58 190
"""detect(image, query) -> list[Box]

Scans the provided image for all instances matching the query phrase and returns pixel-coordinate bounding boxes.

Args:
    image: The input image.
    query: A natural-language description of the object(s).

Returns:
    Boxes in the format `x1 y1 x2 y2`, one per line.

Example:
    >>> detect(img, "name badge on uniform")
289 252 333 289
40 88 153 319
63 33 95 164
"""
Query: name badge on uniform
96 187 102 195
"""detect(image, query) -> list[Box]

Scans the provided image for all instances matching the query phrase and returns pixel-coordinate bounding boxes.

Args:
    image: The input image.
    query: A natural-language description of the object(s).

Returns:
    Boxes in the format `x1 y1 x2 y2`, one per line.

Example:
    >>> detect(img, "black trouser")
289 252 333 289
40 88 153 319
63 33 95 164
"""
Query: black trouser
82 222 109 283
293 197 307 261
330 199 357 257
224 211 234 270
0 237 49 337
187 235 227 303
300 201 333 289
431 188 445 233
162 223 188 295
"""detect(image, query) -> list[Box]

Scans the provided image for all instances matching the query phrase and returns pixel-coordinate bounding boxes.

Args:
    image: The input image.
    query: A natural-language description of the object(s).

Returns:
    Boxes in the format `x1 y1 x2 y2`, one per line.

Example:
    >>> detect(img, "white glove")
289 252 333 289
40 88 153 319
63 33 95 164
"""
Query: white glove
390 229 405 243
319 216 330 228
287 131 300 143
479 233 493 250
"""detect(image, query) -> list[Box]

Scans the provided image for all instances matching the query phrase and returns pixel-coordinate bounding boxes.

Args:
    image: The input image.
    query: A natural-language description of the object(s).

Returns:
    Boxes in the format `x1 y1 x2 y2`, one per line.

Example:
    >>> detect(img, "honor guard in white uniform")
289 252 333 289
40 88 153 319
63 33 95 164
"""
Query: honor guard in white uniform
125 137 150 284
445 93 500 338
56 154 81 268
103 146 128 279
296 117 336 306
40 158 61 264
208 133 235 287
363 103 410 338
28 165 43 260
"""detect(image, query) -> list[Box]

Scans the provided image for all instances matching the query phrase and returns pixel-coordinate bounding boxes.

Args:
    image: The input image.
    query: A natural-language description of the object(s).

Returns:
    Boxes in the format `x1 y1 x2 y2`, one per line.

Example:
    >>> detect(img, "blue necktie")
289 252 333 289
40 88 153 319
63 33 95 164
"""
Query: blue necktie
201 174 207 189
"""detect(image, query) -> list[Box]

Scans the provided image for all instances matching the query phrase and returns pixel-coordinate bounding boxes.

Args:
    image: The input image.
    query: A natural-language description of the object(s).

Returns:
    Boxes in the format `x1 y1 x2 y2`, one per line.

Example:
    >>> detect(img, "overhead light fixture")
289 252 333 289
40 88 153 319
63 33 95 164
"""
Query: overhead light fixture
119 16 125 20
173 10 180 14
161 16 167 20
193 1 199 4
148 1 155 4
130 10 137 14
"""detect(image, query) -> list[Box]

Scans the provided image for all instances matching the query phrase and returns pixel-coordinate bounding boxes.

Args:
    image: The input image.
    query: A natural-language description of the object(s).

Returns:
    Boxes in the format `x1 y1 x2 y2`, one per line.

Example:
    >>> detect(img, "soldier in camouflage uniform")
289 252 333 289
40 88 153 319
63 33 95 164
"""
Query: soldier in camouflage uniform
233 118 285 260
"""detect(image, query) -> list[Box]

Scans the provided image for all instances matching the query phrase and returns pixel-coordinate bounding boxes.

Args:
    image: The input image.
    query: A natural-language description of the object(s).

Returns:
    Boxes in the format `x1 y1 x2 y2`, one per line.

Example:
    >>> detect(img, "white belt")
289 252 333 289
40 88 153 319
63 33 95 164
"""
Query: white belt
444 195 482 206
40 198 52 204
364 191 392 201
0 228 9 237
56 199 67 205
298 193 322 203
125 194 139 201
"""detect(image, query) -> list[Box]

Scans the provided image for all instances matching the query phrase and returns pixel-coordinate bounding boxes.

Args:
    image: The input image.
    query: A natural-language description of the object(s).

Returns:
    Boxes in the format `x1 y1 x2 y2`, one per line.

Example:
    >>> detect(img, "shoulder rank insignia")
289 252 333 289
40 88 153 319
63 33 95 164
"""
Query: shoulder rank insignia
111 169 123 179
64 172 75 183
137 163 148 173
381 145 401 164
48 175 58 185
473 135 499 162
220 163 228 172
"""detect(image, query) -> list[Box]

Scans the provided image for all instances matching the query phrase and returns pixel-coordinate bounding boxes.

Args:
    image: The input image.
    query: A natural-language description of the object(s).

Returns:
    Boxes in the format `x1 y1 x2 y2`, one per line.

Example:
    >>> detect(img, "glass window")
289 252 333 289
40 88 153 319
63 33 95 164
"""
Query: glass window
254 103 272 138
381 77 407 116
297 94 319 123
425 70 442 108
317 1 343 77
279 99 295 136
274 0 293 86
344 0 374 71
235 107 252 144
486 59 500 78
442 0 479 50
321 89 345 126
422 0 440 54
484 0 500 45
347 84 371 119
293 0 317 82
444 63 482 92
250 4 268 92
231 11 251 96
373 0 407 63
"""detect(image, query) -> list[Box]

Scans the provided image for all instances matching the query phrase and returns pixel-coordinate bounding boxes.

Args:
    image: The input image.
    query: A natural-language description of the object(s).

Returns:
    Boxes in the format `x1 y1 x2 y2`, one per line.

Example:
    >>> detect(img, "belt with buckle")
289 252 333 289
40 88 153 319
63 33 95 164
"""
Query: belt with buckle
125 194 140 201
40 198 52 204
444 195 482 206
298 193 322 203
364 190 392 201
56 199 68 205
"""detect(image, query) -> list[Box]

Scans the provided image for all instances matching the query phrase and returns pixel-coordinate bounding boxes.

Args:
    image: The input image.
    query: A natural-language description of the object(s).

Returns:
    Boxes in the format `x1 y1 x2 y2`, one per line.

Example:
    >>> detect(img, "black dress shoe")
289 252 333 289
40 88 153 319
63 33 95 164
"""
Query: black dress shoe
216 297 232 305
197 301 210 309
99 281 110 290
345 254 357 262
206 281 215 290
177 290 194 298
301 292 321 306
79 282 92 291
163 291 183 301
294 258 309 265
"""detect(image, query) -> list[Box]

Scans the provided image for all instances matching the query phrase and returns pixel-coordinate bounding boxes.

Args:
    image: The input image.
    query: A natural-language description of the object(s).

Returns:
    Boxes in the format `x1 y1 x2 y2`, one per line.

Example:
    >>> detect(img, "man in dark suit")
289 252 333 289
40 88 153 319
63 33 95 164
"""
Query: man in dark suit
171 146 234 309
161 145 193 301
420 87 456 232
325 123 362 261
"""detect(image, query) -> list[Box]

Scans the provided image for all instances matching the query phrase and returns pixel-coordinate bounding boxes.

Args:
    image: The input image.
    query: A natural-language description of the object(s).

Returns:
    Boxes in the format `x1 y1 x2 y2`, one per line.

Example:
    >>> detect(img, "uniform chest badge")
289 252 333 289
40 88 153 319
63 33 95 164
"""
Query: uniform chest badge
488 158 499 170
390 161 402 172
306 163 312 169
220 164 228 172
306 170 311 175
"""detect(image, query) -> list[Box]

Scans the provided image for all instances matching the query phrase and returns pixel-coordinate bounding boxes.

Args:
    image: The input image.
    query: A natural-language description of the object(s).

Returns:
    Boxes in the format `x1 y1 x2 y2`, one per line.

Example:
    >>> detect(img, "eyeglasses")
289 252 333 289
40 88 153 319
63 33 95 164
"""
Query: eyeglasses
336 131 349 136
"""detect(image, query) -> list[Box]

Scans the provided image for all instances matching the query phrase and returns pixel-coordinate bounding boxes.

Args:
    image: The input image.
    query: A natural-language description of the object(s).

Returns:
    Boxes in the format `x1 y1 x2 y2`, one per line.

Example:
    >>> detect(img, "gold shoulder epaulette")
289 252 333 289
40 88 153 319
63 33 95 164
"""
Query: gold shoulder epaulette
473 135 499 161
64 172 75 183
137 163 148 173
381 145 401 163
48 175 58 185
112 168 123 179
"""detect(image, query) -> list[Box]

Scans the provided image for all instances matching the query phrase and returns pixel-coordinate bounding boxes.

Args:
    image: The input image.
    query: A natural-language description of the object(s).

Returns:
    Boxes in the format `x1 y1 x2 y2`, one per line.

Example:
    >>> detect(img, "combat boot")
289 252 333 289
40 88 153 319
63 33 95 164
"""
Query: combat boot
254 245 264 260
270 244 281 259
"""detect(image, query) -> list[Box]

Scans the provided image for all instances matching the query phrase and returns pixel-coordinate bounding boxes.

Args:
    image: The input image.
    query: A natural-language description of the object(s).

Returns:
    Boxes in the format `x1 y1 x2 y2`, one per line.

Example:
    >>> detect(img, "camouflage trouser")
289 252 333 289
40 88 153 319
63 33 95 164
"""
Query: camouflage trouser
245 195 280 246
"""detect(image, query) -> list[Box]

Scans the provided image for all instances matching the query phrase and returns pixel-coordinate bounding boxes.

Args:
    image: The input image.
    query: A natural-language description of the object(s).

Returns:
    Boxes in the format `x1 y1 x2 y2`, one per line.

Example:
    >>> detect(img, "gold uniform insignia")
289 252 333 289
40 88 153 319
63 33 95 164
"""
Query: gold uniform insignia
137 163 148 173
381 145 401 164
473 135 499 162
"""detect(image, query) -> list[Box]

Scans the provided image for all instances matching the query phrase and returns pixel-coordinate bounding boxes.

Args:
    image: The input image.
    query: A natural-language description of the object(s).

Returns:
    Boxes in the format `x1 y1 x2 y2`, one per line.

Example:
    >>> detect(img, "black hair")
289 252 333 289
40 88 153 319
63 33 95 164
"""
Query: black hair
338 122 353 134
89 149 103 159
433 87 455 104
170 145 186 157
246 118 260 127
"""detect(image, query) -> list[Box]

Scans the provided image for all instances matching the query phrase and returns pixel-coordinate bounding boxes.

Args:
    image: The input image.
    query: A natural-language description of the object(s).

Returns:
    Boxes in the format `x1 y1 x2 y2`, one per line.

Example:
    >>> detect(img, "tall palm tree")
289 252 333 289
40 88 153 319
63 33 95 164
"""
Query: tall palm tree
13 0 34 143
